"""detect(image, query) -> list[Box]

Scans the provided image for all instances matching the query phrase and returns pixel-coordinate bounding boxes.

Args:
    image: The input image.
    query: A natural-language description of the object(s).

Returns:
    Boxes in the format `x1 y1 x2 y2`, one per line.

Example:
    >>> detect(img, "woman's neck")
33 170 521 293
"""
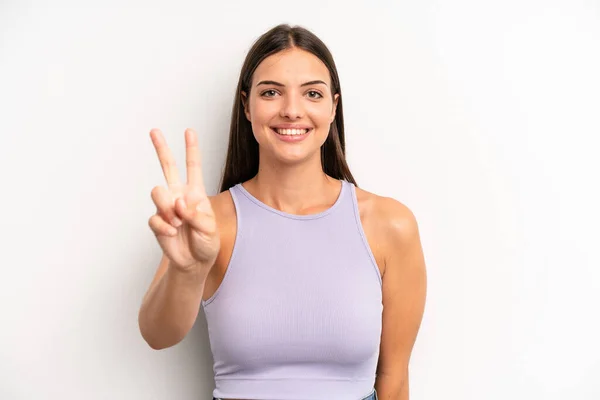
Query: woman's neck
245 157 341 215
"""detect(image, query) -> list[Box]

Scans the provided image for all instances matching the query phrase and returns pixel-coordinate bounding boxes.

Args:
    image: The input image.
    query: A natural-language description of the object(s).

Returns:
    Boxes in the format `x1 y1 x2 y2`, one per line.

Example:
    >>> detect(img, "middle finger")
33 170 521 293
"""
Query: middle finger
150 128 181 187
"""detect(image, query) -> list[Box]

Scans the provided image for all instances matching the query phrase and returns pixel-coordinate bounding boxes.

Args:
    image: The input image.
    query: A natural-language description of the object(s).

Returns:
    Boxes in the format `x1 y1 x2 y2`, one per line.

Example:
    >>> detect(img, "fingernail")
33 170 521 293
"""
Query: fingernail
172 217 182 227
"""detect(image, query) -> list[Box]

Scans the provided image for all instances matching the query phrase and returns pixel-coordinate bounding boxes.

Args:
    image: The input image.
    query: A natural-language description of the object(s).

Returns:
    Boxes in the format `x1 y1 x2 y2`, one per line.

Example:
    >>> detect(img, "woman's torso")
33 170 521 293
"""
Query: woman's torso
202 179 387 400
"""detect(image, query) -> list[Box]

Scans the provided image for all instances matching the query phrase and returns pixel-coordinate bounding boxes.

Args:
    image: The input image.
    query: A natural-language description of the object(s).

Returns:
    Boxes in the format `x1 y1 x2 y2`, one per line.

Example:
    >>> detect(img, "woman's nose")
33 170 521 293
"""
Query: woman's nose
279 94 304 119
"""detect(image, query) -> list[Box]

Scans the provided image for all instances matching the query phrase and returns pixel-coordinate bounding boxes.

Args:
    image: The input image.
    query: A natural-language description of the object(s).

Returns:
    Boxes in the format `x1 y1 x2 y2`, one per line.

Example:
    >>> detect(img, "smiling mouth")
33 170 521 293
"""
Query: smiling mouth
271 127 312 136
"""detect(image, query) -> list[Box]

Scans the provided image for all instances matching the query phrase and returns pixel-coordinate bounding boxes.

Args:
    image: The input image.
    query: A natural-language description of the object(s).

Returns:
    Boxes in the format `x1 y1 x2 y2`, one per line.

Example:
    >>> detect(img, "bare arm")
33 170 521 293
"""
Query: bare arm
374 198 427 399
140 128 220 350
138 254 210 350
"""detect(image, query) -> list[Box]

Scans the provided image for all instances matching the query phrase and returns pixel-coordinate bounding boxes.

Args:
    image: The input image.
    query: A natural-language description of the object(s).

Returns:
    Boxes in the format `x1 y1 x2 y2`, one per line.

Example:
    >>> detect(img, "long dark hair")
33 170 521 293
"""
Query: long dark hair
219 24 357 192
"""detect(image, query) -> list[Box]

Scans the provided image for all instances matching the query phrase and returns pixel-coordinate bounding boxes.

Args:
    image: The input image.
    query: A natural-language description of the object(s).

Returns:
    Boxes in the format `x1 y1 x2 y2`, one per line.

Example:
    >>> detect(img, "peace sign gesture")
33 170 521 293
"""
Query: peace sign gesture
148 128 220 271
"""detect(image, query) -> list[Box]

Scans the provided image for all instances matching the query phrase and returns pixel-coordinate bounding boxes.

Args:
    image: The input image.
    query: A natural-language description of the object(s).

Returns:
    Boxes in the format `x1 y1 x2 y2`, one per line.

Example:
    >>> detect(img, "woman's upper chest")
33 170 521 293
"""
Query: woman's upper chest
203 186 387 302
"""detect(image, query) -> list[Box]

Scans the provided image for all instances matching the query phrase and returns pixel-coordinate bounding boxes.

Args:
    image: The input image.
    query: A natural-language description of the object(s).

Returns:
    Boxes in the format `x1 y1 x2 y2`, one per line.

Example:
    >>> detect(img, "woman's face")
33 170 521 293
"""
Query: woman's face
241 47 339 165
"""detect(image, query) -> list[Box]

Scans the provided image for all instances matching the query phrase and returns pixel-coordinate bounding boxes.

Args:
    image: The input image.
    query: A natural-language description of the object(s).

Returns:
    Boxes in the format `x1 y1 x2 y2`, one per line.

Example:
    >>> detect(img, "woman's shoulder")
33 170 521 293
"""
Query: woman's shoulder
355 185 417 227
355 186 420 273
208 189 237 228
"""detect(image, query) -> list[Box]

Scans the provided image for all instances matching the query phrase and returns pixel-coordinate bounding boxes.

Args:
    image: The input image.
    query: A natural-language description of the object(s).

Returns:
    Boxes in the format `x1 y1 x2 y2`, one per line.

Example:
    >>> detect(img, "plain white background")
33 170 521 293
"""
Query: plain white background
1 0 599 399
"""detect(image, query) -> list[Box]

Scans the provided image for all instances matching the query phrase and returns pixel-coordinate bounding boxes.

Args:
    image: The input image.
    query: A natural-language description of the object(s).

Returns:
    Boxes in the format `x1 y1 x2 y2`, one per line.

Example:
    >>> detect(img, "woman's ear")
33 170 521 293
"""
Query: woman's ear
241 91 250 121
330 93 340 123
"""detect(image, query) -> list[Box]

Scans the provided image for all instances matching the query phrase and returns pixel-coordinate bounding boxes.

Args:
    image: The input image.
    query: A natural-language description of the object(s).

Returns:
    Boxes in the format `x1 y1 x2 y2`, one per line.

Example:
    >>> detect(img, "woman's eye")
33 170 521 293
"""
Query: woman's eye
262 89 278 97
261 90 322 99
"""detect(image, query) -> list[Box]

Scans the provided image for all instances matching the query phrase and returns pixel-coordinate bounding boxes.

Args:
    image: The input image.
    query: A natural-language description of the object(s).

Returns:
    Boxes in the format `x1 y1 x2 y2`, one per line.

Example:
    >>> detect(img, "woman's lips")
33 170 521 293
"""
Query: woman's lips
271 127 312 142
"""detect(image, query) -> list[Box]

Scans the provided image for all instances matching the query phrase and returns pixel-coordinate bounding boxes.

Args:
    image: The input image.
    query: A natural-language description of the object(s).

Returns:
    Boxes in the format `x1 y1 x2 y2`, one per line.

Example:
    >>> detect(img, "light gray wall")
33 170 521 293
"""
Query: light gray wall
1 0 599 399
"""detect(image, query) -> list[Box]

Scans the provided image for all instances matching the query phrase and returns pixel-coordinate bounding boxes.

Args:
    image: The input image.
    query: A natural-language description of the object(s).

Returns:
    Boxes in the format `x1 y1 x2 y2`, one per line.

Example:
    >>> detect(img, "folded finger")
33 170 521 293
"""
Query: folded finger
148 214 178 236
151 186 182 227
174 196 217 235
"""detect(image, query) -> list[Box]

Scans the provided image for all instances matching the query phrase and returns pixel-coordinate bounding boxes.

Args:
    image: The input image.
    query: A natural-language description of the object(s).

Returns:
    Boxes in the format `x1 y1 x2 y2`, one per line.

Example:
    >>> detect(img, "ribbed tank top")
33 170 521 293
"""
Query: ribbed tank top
201 180 383 400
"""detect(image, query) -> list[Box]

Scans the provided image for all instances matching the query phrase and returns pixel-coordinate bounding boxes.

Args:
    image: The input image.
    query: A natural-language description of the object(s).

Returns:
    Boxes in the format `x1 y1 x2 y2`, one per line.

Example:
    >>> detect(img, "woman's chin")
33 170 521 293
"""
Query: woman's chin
255 133 326 165
269 147 320 165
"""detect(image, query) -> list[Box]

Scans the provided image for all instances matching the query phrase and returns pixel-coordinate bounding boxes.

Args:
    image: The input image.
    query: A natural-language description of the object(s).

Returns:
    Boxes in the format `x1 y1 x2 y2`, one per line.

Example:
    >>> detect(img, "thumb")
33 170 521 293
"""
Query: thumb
175 197 216 234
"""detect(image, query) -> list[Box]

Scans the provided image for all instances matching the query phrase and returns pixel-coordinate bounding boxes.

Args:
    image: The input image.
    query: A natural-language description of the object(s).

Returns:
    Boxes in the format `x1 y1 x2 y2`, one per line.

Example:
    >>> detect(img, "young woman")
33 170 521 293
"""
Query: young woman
139 24 427 400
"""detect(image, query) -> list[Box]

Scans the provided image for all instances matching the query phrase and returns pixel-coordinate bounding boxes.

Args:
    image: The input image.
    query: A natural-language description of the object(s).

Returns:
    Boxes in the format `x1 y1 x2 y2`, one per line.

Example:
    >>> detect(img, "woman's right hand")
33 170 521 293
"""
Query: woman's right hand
148 128 220 272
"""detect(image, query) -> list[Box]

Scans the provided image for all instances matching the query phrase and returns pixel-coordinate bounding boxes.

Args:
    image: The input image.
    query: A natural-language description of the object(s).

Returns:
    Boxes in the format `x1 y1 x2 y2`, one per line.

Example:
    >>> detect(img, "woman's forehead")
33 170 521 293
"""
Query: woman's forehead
253 49 330 85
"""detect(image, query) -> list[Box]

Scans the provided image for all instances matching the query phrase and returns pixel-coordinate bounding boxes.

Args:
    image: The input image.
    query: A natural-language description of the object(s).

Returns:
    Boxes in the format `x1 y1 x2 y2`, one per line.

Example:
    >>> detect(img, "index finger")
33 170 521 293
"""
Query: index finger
150 129 181 186
184 128 206 195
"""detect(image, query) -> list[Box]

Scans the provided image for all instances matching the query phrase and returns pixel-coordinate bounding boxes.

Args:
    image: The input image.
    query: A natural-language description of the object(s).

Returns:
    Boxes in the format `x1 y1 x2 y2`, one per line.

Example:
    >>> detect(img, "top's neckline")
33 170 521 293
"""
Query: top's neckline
235 180 347 220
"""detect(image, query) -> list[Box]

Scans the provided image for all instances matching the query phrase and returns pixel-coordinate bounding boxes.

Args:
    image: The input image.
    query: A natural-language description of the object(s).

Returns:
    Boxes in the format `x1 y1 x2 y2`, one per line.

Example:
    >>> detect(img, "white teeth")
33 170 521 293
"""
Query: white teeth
274 128 309 136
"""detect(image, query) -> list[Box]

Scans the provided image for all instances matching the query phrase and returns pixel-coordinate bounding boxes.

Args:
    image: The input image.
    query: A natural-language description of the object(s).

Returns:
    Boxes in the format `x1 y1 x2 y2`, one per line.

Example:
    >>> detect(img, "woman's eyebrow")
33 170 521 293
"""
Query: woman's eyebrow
256 80 328 87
